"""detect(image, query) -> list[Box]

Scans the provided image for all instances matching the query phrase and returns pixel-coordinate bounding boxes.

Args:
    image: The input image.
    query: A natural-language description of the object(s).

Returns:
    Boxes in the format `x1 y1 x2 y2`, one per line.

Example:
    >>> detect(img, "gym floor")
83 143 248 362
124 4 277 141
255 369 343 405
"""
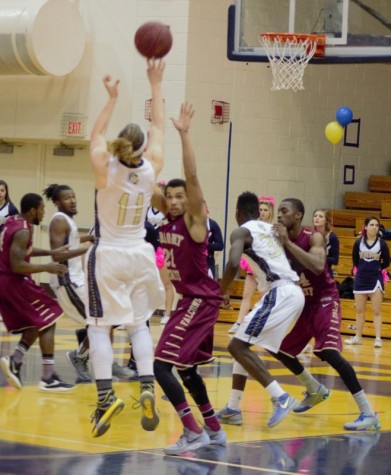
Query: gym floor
0 317 390 475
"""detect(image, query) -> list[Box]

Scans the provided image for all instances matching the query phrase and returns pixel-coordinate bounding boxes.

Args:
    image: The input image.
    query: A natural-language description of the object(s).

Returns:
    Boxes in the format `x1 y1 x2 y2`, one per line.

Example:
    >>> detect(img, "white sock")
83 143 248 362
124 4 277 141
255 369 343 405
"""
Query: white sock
353 389 375 416
265 380 285 400
228 389 244 410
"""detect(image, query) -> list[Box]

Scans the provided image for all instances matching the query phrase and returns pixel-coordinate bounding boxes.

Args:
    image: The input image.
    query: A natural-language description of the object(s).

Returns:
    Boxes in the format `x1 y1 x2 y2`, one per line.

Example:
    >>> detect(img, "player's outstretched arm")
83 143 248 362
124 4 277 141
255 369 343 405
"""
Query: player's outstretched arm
145 59 165 176
90 75 120 189
171 102 206 242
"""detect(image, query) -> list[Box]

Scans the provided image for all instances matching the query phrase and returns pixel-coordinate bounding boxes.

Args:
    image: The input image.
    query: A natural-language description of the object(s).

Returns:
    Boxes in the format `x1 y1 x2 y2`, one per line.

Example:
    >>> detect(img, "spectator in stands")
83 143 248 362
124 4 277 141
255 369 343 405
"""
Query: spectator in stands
228 196 274 334
205 202 224 280
345 216 390 348
312 208 339 278
0 180 19 225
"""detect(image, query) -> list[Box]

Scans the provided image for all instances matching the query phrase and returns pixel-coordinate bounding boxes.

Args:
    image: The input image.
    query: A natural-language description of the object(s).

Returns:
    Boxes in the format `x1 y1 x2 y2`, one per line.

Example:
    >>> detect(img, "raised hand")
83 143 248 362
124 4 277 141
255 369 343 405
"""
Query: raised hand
102 74 120 99
147 58 165 85
170 102 195 133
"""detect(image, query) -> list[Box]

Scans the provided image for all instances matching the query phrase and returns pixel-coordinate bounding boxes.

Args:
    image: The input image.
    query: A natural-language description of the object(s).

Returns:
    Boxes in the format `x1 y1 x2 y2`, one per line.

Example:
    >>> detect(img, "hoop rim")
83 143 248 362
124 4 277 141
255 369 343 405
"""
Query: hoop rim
259 33 326 57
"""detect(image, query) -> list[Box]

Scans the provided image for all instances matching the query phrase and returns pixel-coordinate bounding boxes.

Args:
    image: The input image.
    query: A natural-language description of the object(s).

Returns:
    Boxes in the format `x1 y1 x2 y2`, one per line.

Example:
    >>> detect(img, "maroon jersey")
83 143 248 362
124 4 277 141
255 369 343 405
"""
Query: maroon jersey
288 227 339 301
0 216 64 334
0 216 32 274
280 227 342 356
159 215 221 300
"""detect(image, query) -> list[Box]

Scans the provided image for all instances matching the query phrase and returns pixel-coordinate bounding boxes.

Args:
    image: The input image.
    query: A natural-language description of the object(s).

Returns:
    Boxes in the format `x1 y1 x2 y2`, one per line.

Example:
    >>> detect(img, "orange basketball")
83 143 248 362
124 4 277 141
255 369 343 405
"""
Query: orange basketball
134 22 173 59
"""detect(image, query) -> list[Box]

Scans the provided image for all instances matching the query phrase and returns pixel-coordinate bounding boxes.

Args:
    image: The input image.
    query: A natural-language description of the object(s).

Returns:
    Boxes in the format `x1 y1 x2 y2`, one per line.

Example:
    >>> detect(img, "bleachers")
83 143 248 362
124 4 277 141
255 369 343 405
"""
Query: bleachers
329 209 381 228
344 191 390 210
381 201 391 218
368 175 391 193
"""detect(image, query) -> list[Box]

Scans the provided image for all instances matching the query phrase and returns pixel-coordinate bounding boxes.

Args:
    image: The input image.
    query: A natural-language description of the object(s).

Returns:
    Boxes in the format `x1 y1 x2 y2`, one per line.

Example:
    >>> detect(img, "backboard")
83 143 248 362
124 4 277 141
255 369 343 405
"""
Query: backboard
228 0 391 64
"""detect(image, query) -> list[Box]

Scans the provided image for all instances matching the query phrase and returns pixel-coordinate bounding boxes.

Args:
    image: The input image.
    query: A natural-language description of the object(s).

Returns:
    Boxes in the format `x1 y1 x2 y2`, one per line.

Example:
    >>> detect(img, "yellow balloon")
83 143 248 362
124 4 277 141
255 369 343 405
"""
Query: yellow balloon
325 121 344 144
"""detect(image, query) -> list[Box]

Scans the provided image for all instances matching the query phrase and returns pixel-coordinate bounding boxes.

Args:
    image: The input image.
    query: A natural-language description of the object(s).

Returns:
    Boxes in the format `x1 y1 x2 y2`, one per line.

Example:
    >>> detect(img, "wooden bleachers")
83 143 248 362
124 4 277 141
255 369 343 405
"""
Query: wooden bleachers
338 233 391 256
341 300 391 339
329 209 381 228
368 175 391 193
218 278 259 324
381 201 391 218
344 191 390 210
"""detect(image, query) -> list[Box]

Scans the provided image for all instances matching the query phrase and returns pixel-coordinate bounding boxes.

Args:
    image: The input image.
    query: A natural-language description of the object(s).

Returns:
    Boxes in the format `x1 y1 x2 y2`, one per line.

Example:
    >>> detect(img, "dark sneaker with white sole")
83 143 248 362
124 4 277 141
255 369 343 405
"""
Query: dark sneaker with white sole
0 355 22 389
38 373 75 392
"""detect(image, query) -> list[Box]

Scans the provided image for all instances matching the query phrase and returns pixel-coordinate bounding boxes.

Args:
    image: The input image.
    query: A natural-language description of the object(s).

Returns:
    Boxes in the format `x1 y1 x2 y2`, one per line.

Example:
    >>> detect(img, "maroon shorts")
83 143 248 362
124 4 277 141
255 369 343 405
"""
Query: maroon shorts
279 293 342 357
154 296 220 369
0 274 64 333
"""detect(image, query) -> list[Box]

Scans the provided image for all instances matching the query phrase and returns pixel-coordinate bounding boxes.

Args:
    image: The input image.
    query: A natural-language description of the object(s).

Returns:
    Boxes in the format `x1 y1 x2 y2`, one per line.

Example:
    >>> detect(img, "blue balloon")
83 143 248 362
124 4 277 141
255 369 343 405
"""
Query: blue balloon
336 106 353 127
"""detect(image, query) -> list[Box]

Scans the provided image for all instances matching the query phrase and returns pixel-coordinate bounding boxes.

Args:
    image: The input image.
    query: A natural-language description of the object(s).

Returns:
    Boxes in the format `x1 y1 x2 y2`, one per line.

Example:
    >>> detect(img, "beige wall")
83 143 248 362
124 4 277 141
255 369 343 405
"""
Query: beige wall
0 0 390 280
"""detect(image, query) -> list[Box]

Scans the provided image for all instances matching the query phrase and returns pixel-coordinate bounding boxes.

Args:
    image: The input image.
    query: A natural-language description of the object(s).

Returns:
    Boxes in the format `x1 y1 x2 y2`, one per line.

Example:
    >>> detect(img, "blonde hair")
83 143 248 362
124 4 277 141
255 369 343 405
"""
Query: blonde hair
111 123 146 164
258 200 274 223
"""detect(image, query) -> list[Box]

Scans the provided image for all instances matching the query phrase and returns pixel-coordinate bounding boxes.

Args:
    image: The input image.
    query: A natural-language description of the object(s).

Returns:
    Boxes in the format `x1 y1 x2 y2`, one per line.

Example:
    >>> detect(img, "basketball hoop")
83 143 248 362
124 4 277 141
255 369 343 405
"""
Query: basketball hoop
259 33 326 92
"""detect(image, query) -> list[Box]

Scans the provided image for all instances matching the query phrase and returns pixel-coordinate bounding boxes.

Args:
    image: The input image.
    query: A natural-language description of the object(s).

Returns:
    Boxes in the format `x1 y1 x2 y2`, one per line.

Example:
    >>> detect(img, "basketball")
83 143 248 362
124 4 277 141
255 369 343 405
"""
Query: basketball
134 22 173 59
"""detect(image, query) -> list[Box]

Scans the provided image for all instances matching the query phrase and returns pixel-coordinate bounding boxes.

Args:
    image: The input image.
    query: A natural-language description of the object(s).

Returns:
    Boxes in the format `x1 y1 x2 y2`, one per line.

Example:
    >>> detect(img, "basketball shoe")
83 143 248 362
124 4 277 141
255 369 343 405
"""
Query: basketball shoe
39 373 75 392
91 390 124 438
0 355 22 389
66 350 91 382
112 362 138 381
164 428 211 455
293 384 330 413
374 338 382 348
216 405 243 425
268 393 298 427
203 425 227 445
345 336 362 345
140 382 159 431
343 413 381 431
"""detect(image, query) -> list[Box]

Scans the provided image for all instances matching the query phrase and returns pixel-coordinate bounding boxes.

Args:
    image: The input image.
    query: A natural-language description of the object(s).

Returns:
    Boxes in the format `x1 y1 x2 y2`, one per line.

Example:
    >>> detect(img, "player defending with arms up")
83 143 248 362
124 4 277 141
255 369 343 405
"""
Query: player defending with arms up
152 102 226 456
87 59 166 437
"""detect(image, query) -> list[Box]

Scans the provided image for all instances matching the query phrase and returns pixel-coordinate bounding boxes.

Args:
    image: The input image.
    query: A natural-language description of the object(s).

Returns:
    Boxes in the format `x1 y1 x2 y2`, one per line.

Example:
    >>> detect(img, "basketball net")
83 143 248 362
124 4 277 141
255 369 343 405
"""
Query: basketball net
259 34 325 92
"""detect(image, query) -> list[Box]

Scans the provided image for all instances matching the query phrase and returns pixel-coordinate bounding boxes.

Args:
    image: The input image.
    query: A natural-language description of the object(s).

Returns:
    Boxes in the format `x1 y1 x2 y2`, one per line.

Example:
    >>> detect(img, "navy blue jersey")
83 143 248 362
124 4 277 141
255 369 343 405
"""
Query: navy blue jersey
353 236 390 292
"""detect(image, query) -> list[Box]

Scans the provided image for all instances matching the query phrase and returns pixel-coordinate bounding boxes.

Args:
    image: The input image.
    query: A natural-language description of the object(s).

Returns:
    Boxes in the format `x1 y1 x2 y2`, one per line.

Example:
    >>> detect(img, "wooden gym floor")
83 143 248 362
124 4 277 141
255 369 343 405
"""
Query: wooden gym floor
0 317 390 475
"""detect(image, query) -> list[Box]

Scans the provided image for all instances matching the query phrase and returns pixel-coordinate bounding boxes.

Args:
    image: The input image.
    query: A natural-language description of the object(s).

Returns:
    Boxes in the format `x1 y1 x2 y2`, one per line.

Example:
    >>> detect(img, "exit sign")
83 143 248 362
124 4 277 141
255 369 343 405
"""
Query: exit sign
67 120 83 135
61 112 87 138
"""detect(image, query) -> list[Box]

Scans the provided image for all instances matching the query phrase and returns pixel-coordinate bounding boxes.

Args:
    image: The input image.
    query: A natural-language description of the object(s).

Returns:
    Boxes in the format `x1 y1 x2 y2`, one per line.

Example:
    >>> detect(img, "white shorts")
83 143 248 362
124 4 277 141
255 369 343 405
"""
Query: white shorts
234 281 304 353
85 240 165 327
51 283 86 326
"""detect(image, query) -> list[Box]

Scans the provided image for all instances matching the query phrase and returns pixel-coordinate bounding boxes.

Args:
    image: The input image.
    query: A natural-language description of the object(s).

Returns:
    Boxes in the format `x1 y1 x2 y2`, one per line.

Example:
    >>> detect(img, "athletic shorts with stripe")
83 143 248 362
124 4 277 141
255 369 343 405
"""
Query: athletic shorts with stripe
279 288 342 356
0 274 64 333
86 240 164 326
51 283 86 325
154 296 221 369
234 281 304 354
